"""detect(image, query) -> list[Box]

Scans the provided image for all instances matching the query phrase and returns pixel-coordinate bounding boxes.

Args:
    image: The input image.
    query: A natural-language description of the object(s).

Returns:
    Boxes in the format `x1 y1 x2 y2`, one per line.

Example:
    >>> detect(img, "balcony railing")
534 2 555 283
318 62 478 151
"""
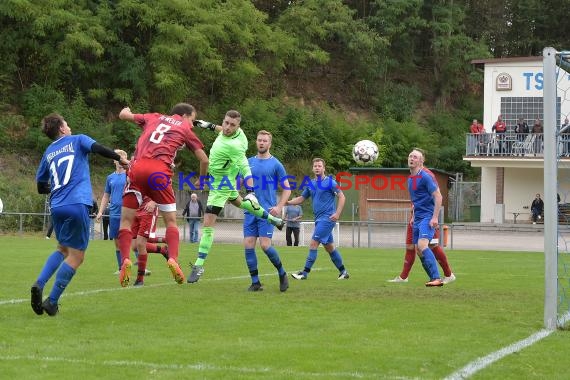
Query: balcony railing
464 133 570 157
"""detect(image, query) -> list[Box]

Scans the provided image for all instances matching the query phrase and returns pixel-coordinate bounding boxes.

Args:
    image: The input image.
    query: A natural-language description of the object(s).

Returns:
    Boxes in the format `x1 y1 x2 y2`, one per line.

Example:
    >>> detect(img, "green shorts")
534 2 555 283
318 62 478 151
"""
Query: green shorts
206 188 240 208
205 171 239 208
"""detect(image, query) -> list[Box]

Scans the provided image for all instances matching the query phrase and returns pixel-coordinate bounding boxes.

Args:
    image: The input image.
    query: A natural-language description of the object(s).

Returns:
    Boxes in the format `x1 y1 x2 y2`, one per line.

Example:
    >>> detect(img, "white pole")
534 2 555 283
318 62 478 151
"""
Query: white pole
543 47 558 329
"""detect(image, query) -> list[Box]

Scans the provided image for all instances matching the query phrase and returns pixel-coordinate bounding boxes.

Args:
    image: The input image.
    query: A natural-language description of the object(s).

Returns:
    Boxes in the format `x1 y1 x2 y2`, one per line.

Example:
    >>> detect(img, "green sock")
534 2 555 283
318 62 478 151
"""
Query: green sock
240 199 279 223
194 227 214 266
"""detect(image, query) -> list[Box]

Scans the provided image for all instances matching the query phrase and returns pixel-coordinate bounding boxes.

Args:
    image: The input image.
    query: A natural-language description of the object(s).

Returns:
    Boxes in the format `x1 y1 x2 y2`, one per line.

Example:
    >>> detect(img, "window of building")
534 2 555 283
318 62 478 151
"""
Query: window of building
500 96 561 131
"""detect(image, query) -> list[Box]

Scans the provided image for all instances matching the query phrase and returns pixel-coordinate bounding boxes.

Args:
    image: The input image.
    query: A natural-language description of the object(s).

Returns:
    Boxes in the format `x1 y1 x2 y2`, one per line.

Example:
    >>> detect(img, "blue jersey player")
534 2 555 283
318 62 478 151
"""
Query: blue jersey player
96 150 128 273
243 130 291 292
407 148 444 287
289 158 349 280
31 113 129 316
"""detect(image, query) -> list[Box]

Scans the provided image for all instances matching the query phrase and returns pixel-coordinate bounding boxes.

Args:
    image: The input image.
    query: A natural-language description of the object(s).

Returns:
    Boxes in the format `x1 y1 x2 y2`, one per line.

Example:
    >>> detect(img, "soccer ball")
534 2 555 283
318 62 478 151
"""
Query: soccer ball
352 140 379 164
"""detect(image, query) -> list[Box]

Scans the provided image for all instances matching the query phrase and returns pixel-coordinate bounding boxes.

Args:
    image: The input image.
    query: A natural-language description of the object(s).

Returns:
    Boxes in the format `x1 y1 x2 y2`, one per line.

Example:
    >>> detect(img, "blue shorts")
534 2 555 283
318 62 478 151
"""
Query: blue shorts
51 204 90 251
109 216 121 239
243 213 274 238
412 218 435 244
311 220 335 245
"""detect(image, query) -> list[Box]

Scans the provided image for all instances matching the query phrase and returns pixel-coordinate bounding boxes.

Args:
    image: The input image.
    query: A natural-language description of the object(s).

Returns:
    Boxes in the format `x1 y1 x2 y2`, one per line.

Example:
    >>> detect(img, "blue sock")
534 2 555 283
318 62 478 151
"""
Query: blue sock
115 250 121 270
420 248 441 280
263 246 285 276
329 249 345 272
49 262 76 304
303 249 318 273
37 251 64 288
245 248 259 283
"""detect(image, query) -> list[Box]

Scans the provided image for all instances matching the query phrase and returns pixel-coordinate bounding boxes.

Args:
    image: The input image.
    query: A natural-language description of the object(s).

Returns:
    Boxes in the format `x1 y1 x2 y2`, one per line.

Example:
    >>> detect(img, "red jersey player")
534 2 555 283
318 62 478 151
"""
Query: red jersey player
388 205 456 284
116 103 208 287
131 196 169 286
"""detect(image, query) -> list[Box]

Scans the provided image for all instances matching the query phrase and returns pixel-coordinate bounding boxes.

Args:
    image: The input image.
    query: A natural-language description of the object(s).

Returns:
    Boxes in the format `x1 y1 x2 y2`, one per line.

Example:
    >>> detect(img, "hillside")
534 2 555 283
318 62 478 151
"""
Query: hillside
0 152 110 214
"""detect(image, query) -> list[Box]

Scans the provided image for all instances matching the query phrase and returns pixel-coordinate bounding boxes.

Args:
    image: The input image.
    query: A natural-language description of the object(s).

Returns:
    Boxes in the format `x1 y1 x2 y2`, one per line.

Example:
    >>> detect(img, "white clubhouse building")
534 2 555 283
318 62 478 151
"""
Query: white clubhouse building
467 56 570 223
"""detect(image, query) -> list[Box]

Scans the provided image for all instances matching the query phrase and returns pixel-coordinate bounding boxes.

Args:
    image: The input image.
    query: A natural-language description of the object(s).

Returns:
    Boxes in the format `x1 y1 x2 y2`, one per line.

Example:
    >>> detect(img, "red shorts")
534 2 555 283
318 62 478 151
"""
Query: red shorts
131 207 159 239
406 221 439 245
125 159 176 210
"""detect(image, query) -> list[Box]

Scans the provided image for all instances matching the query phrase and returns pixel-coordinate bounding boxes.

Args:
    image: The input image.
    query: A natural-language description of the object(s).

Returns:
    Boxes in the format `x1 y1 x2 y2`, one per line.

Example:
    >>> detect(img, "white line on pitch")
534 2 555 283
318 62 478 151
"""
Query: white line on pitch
0 354 393 379
443 329 554 379
0 268 326 306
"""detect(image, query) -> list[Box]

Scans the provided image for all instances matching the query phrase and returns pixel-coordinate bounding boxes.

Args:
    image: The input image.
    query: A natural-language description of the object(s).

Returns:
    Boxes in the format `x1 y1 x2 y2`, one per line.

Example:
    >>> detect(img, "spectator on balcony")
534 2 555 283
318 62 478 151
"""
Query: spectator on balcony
514 117 529 142
470 119 485 134
532 118 543 155
492 115 507 154
469 119 485 155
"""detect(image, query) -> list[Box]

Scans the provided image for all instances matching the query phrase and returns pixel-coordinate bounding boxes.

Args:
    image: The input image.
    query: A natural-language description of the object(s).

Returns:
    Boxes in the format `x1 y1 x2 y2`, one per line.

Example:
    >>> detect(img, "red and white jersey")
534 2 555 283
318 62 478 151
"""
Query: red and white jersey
132 113 203 167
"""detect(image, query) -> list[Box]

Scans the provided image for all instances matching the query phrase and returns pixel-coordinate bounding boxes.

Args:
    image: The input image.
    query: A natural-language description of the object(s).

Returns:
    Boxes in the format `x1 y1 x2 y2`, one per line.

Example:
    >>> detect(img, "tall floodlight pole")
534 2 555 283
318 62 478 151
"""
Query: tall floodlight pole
543 47 558 329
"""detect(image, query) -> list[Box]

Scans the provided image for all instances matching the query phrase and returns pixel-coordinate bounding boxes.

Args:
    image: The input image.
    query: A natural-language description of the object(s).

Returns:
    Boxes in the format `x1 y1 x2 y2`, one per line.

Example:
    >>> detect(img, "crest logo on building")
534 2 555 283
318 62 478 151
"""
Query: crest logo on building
496 72 512 91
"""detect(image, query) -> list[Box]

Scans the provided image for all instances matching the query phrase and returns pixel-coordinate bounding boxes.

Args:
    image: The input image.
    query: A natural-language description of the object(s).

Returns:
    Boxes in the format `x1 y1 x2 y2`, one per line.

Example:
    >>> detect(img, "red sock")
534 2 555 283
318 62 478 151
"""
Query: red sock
117 229 133 264
432 245 452 277
165 227 180 262
136 254 148 282
146 243 159 253
399 249 416 279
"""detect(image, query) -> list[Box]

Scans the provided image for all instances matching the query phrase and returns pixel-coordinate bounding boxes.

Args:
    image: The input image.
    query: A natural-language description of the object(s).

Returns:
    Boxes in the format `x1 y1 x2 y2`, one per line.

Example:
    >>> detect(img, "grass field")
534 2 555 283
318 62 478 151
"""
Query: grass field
0 236 568 379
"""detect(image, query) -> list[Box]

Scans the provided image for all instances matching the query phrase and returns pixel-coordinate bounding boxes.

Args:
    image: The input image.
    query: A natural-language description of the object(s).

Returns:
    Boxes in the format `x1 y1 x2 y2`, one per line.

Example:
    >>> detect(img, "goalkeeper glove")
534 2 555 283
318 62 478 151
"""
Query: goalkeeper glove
243 188 261 210
193 119 216 131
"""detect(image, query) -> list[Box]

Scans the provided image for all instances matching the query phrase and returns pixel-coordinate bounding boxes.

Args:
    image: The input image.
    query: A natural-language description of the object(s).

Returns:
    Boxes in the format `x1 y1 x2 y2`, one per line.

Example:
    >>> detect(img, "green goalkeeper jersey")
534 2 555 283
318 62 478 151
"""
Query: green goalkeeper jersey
208 128 251 181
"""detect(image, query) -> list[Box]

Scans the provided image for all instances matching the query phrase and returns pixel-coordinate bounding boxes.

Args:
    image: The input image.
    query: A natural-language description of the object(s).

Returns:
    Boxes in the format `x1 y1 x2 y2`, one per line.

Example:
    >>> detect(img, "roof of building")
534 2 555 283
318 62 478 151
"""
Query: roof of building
471 56 542 70
471 56 542 65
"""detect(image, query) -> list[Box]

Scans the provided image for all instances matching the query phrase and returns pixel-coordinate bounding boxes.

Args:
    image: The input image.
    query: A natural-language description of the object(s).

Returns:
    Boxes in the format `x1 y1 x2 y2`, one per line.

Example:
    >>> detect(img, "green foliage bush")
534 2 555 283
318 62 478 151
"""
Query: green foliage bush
373 83 422 122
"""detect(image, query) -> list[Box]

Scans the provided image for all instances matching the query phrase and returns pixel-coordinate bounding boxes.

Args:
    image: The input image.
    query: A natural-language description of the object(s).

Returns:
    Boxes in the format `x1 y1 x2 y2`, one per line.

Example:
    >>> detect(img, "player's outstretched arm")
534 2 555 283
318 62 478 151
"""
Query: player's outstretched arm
192 148 209 179
193 120 222 133
91 143 130 168
287 196 305 206
119 106 135 122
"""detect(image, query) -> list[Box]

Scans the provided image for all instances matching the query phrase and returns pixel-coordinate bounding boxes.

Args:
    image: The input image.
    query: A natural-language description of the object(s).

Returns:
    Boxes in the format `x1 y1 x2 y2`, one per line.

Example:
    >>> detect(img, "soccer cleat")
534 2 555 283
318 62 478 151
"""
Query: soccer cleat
425 278 444 287
338 270 350 280
187 264 204 283
248 282 263 292
119 258 132 288
133 280 144 287
113 270 120 275
442 273 456 284
144 269 152 276
387 276 409 283
30 282 44 315
279 273 289 292
167 258 185 284
42 298 59 316
291 271 307 280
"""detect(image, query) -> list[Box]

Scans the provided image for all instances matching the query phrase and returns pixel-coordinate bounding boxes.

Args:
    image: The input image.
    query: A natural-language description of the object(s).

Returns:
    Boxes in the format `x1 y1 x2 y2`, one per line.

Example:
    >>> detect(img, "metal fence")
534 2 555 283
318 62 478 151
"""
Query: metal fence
0 211 416 249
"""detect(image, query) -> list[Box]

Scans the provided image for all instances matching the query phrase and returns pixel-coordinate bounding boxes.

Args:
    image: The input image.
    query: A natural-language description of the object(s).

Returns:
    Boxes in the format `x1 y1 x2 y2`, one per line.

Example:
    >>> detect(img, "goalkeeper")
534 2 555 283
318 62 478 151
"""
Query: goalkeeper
187 110 285 283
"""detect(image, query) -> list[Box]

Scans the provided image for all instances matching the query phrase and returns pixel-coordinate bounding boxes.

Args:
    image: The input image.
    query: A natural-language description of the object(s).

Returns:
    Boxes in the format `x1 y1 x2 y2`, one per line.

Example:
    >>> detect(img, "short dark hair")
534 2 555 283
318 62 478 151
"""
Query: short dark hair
41 113 65 140
225 110 241 120
170 103 195 117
